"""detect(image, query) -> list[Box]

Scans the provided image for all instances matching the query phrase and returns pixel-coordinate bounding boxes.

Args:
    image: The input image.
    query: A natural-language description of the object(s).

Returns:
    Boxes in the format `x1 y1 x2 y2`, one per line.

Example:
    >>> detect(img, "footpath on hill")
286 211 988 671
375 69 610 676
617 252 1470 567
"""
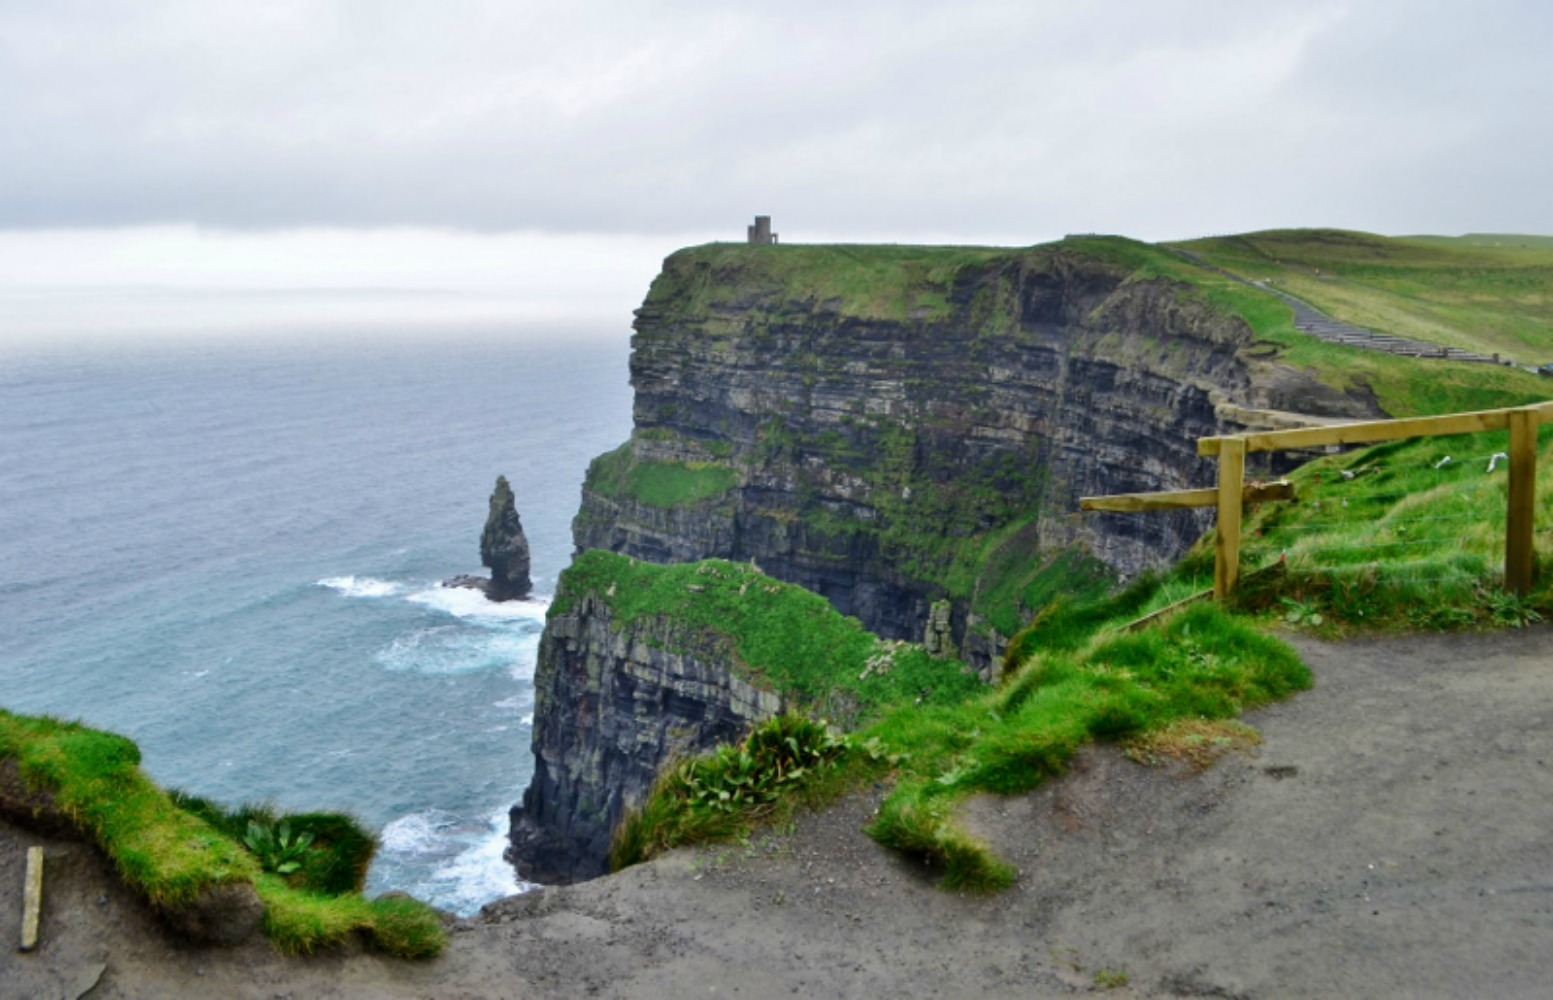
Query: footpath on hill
4 624 1551 999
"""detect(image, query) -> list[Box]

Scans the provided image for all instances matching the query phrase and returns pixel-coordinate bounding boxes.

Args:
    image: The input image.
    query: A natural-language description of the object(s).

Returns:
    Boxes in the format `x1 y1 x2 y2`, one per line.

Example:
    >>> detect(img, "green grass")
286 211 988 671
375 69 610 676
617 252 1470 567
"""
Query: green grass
860 601 1308 886
552 551 985 724
585 440 738 508
0 710 445 958
1176 228 1553 364
645 243 1014 323
577 552 1309 890
1223 424 1553 631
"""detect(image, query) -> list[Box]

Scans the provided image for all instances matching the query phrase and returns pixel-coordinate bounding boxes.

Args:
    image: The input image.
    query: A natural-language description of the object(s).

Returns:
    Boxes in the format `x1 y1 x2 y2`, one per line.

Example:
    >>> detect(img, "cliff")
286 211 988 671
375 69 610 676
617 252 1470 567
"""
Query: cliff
508 551 980 881
571 237 1383 672
509 236 1387 883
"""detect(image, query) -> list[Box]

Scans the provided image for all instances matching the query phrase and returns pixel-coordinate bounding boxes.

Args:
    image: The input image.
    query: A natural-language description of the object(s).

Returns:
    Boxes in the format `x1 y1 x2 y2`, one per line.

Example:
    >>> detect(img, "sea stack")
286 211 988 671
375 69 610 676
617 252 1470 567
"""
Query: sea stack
480 475 532 601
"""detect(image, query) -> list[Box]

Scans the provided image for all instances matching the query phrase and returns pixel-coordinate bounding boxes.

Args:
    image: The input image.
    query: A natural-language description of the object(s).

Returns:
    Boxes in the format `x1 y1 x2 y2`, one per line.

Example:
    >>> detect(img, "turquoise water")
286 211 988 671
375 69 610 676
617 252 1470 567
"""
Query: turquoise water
0 332 632 913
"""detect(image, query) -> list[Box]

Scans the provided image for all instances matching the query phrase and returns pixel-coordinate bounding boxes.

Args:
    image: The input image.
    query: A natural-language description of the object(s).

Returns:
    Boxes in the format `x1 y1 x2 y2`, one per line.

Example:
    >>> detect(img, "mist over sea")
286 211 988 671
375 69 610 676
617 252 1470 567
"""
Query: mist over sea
0 330 632 913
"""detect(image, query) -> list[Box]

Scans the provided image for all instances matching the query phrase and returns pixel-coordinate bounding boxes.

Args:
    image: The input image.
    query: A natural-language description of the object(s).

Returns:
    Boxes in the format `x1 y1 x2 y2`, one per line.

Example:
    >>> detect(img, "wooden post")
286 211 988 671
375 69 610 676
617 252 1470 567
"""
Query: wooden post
21 845 43 951
1505 406 1539 596
1215 438 1246 600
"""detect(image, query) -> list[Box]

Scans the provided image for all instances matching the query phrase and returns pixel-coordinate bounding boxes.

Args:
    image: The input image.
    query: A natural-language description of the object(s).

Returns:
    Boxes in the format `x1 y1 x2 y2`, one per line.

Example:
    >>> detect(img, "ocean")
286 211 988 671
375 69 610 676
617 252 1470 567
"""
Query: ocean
0 331 633 914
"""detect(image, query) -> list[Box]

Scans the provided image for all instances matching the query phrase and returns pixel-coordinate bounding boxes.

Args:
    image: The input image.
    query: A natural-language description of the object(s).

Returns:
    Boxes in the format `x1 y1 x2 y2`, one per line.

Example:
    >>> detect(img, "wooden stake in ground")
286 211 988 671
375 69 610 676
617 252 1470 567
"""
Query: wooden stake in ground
21 845 43 951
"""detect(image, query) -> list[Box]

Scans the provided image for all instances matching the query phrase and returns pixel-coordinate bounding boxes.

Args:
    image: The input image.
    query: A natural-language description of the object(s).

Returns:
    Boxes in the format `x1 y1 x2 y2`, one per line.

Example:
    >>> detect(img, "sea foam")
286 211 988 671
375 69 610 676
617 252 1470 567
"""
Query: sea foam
316 575 402 599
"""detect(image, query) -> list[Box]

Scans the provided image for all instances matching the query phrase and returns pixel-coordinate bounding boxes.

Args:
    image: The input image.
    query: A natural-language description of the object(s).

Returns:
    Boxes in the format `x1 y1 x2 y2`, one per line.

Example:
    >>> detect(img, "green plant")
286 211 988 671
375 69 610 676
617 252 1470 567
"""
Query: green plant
1481 587 1546 627
1094 967 1130 989
244 819 316 875
1278 596 1325 628
610 714 852 870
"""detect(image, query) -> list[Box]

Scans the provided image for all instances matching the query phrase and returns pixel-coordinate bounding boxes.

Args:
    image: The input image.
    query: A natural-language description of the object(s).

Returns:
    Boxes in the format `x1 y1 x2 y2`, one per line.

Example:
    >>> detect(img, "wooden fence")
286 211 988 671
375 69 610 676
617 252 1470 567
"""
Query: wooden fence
1082 401 1553 600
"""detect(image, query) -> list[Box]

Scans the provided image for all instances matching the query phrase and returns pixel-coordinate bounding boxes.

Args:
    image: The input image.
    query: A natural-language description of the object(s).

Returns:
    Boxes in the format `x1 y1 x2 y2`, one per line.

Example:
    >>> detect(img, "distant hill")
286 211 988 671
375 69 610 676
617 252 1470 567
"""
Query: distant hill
1171 228 1553 364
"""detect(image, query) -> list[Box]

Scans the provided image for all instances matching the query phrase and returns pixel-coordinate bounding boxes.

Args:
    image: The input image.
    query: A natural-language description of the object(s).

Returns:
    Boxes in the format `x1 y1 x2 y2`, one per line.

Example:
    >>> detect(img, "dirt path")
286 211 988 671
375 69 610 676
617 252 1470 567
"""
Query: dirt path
5 625 1551 998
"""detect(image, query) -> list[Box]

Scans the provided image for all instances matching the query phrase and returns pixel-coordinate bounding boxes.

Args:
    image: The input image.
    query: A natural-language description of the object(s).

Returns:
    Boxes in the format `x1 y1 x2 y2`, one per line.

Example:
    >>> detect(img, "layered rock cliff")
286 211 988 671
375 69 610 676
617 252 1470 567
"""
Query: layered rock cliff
571 238 1382 671
508 550 980 881
508 575 783 882
509 236 1385 883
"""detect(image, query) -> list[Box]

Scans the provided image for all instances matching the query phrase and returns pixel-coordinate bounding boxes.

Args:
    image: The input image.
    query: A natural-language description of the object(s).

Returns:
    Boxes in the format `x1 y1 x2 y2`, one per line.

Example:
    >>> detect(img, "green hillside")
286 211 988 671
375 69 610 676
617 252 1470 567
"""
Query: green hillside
1173 228 1553 363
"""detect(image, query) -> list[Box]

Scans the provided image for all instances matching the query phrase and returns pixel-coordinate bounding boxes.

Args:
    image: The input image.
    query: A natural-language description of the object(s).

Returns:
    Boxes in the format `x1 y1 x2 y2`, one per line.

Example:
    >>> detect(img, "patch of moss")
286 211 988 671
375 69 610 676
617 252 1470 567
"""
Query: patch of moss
585 440 737 508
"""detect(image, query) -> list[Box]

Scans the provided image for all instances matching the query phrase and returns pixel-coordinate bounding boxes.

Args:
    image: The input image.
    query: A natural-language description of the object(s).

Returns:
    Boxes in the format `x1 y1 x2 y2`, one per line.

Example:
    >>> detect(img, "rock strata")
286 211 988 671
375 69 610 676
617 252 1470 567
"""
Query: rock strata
572 240 1383 670
508 590 783 882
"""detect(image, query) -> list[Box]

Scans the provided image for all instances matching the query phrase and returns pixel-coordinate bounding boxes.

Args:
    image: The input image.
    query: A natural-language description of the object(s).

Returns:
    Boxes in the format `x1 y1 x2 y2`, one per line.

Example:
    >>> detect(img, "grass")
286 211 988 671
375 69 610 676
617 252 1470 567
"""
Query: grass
1223 424 1553 632
0 709 445 958
552 550 985 724
1175 228 1553 364
584 440 738 508
583 552 1310 890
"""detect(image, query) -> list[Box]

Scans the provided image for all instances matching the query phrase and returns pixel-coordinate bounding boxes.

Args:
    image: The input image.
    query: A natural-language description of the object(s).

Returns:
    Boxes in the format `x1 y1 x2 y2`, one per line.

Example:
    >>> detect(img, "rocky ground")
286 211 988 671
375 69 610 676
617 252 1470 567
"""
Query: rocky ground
4 625 1551 999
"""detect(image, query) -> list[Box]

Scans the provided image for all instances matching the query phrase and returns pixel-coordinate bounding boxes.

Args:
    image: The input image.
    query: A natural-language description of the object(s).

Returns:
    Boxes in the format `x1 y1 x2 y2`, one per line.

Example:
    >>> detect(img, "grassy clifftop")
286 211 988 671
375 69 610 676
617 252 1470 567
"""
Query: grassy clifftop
643 232 1553 419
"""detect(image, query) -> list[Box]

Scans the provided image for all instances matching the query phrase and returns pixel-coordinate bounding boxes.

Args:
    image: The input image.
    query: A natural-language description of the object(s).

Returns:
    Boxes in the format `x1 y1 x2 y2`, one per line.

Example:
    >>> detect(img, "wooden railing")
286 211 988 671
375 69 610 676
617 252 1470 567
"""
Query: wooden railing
1082 401 1553 599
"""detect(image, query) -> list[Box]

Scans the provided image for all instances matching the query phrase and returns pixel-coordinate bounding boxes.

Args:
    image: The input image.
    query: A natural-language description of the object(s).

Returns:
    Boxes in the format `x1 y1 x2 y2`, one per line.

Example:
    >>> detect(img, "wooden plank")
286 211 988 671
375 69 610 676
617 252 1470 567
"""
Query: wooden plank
1200 407 1515 455
21 845 42 951
1214 439 1246 599
1080 480 1293 513
1123 588 1213 632
1505 407 1539 596
1081 488 1217 512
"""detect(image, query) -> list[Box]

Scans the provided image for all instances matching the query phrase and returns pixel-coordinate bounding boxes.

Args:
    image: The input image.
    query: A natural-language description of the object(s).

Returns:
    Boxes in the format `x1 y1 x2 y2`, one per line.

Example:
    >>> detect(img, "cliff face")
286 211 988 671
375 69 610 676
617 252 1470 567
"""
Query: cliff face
571 239 1381 670
508 589 783 883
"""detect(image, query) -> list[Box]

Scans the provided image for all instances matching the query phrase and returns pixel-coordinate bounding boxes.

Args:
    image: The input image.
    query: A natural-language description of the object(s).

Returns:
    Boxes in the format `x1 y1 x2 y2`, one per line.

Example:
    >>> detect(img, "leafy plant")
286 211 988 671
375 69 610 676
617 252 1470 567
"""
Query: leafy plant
1480 587 1546 628
244 819 315 876
1278 596 1325 628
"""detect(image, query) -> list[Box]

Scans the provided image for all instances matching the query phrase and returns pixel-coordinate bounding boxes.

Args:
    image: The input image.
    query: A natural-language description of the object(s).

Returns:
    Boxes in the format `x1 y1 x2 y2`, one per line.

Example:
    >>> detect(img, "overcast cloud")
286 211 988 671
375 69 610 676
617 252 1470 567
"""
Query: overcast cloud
1 1 1549 341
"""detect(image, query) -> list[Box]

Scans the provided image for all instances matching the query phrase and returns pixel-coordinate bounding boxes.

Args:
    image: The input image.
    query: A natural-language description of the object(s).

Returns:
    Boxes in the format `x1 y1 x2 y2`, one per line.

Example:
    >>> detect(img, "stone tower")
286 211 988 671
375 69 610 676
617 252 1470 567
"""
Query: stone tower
746 215 778 245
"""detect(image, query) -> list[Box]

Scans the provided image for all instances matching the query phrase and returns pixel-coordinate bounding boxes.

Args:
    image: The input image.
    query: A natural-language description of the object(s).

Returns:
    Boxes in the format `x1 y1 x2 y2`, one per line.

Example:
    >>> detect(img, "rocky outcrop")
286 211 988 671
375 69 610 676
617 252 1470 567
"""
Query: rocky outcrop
508 590 783 883
483 475 533 600
458 475 533 601
570 239 1383 671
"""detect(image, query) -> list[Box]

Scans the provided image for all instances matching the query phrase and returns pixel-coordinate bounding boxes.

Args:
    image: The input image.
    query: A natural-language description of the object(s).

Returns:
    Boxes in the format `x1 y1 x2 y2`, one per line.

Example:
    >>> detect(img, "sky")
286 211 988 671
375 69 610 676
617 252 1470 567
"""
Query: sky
2 0 1550 344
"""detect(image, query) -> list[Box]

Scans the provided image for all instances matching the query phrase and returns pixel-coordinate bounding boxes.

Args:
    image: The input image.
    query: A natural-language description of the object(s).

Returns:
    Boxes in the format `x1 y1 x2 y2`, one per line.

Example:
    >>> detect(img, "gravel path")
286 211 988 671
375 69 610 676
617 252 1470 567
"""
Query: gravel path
5 625 1551 998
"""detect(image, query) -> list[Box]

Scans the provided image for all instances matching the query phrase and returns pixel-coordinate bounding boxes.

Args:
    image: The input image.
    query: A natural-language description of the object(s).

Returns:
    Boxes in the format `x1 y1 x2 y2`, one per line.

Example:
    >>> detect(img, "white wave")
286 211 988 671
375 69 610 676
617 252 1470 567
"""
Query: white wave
406 584 550 623
380 810 459 855
375 806 535 915
316 575 402 599
373 625 539 675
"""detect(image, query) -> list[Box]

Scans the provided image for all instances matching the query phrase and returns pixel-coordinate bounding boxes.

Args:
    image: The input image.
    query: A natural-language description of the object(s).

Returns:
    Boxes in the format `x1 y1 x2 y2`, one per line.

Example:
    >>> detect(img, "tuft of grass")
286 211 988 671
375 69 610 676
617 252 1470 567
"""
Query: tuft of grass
864 784 1017 892
170 793 378 897
610 714 855 871
257 877 446 959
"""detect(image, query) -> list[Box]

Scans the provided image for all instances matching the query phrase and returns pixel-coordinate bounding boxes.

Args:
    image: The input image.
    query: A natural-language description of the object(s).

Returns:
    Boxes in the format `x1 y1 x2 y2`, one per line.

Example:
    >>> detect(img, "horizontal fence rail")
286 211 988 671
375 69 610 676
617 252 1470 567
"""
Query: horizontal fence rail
1083 400 1552 599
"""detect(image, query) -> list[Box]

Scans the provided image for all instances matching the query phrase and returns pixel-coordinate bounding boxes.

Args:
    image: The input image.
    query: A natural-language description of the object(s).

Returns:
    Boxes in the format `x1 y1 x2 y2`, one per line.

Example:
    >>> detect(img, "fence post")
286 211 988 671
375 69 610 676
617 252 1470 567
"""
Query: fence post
1505 406 1539 596
1214 437 1246 600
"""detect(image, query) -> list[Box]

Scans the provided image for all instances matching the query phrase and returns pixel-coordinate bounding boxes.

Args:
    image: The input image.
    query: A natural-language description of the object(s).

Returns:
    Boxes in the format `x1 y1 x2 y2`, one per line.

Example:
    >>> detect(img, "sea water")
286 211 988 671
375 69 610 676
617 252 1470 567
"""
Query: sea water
0 331 633 914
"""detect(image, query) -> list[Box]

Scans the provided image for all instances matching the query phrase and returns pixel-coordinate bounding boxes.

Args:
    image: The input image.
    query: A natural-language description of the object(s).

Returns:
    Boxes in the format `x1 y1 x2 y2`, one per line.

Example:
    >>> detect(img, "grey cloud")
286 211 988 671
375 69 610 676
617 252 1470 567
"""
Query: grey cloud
2 0 1551 238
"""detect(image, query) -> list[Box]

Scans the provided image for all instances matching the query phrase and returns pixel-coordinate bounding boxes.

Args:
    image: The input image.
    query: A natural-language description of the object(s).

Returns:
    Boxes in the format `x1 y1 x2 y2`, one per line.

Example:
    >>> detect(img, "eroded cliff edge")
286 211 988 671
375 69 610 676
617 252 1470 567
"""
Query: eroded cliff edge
571 238 1381 671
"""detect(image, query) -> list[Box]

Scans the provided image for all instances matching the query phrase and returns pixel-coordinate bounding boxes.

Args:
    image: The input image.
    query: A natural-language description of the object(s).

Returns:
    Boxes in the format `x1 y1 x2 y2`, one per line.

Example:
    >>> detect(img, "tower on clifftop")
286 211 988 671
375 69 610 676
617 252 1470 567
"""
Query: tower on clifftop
747 215 778 245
